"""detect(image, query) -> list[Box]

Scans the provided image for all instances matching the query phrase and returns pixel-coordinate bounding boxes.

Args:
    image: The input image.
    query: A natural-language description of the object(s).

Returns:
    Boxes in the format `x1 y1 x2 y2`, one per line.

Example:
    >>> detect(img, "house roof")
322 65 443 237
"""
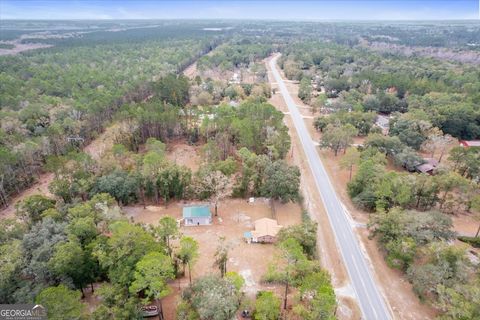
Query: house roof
424 158 439 166
251 218 283 238
183 206 211 218
375 115 390 128
416 158 439 173
416 163 435 173
460 140 480 147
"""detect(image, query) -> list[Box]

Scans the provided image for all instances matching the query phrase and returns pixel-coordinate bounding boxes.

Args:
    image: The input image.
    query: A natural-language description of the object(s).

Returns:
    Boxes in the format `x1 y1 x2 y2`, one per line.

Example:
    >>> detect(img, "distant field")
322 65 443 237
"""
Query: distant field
0 43 15 49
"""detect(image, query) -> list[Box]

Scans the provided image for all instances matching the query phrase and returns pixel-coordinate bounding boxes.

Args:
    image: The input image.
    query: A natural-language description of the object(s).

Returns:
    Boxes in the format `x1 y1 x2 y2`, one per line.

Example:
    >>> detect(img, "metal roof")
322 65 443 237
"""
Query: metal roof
252 218 283 238
183 206 211 218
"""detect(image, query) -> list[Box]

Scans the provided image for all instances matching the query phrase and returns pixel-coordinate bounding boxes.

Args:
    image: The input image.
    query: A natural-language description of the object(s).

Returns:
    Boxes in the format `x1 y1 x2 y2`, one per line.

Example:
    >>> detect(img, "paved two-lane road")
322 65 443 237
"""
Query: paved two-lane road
269 55 391 320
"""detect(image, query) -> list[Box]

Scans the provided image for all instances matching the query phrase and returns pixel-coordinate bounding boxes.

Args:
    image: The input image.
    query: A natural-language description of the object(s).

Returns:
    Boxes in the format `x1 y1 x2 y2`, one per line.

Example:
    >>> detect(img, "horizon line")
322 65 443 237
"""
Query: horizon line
2 18 479 22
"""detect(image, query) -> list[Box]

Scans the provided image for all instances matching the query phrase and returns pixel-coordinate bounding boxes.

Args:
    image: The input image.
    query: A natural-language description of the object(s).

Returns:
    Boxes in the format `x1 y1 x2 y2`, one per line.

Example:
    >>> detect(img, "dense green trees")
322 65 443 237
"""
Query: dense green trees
347 150 386 210
355 133 480 315
277 219 318 258
49 240 91 297
408 93 480 140
2 191 180 316
408 242 472 301
389 115 432 150
45 151 96 203
369 208 455 269
262 160 300 203
263 218 335 318
179 275 243 320
201 101 291 159
129 252 175 318
155 74 190 106
294 270 337 320
254 291 281 320
94 221 161 288
234 148 300 201
369 205 478 314
15 194 56 223
177 236 199 284
347 144 477 213
263 233 336 319
91 170 139 205
435 281 480 320
0 240 23 303
197 41 272 71
36 285 86 320
91 283 142 319
314 111 376 136
281 38 480 143
319 123 358 156
18 218 68 301
0 25 213 207
448 146 480 180
298 77 312 102
0 218 26 245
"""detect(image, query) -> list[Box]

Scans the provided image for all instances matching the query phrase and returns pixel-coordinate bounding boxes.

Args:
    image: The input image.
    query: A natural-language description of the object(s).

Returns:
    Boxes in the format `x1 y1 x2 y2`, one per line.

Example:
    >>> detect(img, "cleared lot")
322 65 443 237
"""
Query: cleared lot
124 197 302 318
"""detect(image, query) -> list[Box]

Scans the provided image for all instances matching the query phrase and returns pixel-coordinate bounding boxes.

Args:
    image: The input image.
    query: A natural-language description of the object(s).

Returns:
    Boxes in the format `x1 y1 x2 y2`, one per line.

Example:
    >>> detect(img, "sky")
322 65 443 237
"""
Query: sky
1 1 478 21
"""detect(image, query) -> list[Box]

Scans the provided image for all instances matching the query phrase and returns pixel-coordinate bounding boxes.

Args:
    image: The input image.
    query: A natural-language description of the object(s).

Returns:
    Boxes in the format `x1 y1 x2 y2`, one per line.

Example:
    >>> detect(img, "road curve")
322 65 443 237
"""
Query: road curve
269 54 391 320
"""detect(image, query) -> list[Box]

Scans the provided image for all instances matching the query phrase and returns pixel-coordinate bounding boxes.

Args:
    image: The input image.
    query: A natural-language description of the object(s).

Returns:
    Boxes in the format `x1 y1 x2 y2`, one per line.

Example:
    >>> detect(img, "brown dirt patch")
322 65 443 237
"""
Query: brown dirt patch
166 141 202 172
338 296 362 320
183 62 198 78
0 41 53 56
83 122 124 161
0 173 54 219
124 197 302 318
452 212 480 237
81 283 102 313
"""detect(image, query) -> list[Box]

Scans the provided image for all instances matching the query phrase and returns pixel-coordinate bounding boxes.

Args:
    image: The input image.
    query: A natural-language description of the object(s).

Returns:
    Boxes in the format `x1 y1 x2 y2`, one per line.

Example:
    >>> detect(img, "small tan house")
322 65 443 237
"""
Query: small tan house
244 218 283 244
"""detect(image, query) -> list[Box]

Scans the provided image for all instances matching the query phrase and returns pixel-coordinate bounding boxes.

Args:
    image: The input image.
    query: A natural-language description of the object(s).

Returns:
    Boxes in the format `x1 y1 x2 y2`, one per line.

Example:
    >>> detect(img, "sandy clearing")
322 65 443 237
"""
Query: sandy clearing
183 61 198 78
124 197 302 318
0 173 54 219
165 140 202 172
82 122 122 161
0 41 53 56
452 212 480 237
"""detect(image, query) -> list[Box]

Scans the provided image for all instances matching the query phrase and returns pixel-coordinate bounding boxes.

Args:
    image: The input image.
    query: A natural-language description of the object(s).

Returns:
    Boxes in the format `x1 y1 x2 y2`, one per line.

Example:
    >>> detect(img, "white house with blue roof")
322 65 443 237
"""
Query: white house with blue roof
183 205 212 226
